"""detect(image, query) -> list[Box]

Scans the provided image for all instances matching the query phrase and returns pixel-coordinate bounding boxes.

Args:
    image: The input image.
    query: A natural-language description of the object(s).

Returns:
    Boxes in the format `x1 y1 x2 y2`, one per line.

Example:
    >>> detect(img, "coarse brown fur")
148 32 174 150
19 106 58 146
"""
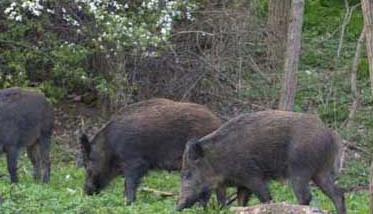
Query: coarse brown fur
0 87 54 183
80 98 222 204
177 110 345 214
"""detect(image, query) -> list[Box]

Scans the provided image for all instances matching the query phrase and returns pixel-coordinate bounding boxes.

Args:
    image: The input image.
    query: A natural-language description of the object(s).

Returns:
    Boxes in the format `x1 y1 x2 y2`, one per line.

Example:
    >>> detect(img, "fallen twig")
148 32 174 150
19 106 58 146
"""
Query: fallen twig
140 187 176 197
343 140 369 155
231 203 327 214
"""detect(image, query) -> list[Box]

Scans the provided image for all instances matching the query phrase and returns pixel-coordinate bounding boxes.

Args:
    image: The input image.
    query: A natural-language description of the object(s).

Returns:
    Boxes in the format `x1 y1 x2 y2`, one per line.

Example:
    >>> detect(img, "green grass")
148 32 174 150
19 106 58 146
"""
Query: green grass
0 146 369 214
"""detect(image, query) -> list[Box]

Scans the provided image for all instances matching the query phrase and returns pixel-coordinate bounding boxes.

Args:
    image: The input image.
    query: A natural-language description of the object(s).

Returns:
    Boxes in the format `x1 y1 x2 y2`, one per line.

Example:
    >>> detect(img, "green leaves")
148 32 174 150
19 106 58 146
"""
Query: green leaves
0 0 197 102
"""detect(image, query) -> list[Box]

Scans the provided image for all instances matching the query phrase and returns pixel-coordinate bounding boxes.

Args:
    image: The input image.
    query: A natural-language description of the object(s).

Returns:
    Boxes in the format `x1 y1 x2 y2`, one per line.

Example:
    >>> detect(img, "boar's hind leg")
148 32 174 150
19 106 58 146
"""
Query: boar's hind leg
6 146 19 183
124 161 149 205
39 136 51 183
27 144 41 181
289 176 312 205
313 172 346 214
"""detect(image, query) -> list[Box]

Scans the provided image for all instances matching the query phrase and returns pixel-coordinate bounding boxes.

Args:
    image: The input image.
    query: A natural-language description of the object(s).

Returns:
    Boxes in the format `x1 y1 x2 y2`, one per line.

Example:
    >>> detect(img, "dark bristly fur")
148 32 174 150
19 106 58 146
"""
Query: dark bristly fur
80 98 222 205
0 87 54 183
177 110 346 214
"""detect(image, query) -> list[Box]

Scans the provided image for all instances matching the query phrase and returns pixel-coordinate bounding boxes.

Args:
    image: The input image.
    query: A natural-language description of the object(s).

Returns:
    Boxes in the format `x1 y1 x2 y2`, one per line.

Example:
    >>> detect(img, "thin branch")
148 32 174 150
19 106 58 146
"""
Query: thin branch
343 140 369 155
344 28 365 128
140 187 176 197
171 31 215 37
247 54 271 84
336 2 361 59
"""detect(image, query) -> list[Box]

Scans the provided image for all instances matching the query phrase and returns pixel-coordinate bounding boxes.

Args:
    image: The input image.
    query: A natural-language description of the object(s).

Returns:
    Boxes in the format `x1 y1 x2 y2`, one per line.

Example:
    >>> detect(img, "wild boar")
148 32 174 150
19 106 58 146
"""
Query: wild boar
0 87 54 183
177 110 345 214
80 98 222 205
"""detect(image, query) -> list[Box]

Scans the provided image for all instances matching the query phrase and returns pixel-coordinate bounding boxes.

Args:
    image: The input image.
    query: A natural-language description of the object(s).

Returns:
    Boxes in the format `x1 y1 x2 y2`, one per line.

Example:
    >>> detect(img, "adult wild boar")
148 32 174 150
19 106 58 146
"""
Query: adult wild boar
80 98 222 205
0 87 53 183
177 110 346 214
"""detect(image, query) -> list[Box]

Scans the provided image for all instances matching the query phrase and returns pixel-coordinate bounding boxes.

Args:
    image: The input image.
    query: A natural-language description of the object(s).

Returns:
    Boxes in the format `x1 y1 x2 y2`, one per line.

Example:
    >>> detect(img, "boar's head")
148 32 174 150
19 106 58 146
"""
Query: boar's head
176 139 218 211
80 133 116 195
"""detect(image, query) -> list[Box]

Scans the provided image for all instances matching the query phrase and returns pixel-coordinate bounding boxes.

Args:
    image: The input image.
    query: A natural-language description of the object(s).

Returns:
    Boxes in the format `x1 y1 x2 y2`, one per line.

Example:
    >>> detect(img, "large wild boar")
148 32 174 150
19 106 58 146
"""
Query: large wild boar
0 87 53 183
80 98 222 205
177 110 346 214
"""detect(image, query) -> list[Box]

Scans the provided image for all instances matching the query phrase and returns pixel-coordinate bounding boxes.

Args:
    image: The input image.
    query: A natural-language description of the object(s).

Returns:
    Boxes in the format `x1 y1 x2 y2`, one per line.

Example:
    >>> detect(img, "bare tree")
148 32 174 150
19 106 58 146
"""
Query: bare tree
278 0 305 111
345 28 365 128
267 0 291 71
362 3 373 210
362 0 373 96
370 160 373 214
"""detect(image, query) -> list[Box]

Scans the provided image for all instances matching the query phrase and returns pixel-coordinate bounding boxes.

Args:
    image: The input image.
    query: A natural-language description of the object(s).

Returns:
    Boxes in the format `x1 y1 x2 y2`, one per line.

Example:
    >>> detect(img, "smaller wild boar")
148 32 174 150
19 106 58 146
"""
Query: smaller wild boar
0 87 54 183
80 98 222 205
177 110 346 214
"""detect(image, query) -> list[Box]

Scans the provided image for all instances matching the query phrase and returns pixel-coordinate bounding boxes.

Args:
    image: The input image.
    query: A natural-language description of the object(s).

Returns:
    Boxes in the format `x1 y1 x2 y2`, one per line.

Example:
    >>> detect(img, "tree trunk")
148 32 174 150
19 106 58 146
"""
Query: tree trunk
345 28 365 128
370 160 373 214
362 0 373 96
267 0 291 71
278 0 305 111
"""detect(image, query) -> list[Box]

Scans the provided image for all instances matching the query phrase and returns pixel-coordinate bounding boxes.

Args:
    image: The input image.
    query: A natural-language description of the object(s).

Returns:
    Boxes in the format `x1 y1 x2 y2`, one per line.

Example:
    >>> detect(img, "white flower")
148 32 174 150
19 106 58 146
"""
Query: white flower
15 15 22 22
33 10 41 16
160 28 168 35
9 11 17 19
46 8 55 14
4 6 13 15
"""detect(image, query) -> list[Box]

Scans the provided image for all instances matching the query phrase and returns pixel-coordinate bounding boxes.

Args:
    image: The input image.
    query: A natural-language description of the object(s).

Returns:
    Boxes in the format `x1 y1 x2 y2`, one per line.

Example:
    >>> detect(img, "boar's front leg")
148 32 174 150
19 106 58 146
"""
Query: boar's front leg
6 146 19 183
197 186 227 209
237 186 252 206
216 185 227 207
197 190 211 208
123 160 149 205
244 177 272 203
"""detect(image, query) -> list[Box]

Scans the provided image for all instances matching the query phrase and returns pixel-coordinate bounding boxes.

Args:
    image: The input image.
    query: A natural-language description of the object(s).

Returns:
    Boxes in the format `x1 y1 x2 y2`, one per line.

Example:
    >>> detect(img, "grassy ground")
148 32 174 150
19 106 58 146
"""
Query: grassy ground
0 145 369 214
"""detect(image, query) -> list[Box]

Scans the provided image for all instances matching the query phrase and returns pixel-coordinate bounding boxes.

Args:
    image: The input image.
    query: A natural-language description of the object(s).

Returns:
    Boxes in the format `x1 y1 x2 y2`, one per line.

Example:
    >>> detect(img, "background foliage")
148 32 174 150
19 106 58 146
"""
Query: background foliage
0 0 371 213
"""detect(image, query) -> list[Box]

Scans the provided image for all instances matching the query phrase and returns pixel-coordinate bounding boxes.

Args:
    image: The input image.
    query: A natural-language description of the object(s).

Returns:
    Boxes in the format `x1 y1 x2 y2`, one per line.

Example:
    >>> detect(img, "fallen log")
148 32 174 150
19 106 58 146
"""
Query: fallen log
231 203 327 214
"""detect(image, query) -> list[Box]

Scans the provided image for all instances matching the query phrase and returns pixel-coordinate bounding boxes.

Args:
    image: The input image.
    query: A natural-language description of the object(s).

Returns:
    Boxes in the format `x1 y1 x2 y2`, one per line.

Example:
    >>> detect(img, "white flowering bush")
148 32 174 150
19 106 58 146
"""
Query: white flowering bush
3 0 197 51
0 0 198 100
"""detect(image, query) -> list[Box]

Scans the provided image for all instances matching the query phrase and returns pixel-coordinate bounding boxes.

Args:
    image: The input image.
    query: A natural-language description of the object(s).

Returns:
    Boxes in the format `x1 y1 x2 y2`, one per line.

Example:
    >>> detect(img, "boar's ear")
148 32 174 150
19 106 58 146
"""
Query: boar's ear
80 133 91 158
189 142 204 161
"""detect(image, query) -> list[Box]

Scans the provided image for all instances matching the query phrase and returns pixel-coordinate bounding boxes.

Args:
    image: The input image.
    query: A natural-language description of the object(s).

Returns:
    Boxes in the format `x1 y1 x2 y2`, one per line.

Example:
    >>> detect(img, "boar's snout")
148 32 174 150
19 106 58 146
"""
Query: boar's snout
176 188 207 211
176 198 194 211
84 182 101 196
